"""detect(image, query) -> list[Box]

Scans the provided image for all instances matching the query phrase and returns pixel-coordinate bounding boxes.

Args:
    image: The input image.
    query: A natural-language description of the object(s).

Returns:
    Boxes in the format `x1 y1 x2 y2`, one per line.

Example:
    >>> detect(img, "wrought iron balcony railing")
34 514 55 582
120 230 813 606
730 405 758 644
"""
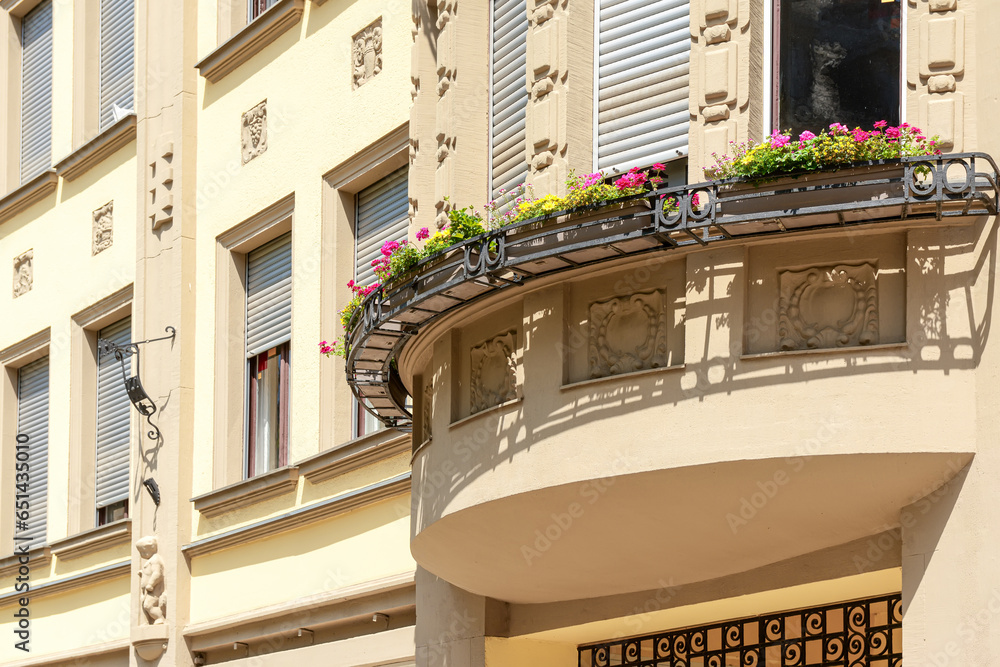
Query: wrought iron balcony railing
345 153 1000 430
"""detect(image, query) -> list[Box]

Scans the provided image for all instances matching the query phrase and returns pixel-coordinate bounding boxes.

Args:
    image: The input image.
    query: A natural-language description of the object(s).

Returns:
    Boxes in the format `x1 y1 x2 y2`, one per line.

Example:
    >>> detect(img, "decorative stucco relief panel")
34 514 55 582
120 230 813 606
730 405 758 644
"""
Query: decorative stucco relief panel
92 201 113 255
470 331 517 413
13 250 32 298
353 18 383 89
588 291 668 379
241 100 268 164
778 264 879 351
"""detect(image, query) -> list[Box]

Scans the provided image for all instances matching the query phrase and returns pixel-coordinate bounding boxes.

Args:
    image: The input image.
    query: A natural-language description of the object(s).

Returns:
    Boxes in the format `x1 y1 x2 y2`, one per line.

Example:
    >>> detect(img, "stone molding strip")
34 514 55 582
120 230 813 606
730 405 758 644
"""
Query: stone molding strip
49 518 131 561
182 472 411 558
184 571 416 651
0 170 57 225
298 431 411 484
0 560 129 605
196 0 305 83
0 0 46 18
54 114 137 181
0 546 50 581
0 638 129 667
192 465 299 518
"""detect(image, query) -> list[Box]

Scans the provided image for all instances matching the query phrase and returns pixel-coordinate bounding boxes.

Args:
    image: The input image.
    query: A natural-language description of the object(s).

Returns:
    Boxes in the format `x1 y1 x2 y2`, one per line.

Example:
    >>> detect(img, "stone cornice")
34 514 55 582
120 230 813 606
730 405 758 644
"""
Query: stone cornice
54 114 137 182
0 545 50 581
196 0 305 83
298 431 411 484
0 639 129 667
0 170 57 225
183 571 416 651
48 519 131 561
192 465 299 518
0 560 129 605
182 472 411 558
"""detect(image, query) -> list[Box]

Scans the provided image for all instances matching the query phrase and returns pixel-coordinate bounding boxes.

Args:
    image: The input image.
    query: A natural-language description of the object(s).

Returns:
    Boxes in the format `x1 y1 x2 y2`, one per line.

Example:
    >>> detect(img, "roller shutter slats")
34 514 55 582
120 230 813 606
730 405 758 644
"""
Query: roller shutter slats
16 357 48 547
96 318 131 508
246 234 292 357
99 0 135 131
597 0 690 173
20 1 53 184
355 167 408 287
490 0 528 200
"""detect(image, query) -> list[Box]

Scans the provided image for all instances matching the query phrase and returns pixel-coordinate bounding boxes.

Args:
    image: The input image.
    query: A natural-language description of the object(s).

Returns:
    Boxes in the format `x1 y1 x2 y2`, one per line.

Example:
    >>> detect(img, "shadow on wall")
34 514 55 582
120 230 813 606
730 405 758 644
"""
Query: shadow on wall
411 215 997 530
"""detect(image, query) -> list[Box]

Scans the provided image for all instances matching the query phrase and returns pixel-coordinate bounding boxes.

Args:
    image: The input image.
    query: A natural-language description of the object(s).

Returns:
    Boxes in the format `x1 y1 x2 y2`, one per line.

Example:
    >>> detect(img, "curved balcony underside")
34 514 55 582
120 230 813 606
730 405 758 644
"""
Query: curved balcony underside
346 153 1000 429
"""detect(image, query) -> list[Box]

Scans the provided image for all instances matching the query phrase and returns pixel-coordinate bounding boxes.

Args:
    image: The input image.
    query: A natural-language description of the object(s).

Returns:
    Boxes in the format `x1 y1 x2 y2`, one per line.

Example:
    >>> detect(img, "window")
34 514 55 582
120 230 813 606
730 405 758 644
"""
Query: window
99 0 135 130
595 0 690 173
16 356 48 548
353 167 408 438
248 0 278 22
246 233 291 477
490 0 529 201
95 317 131 525
774 0 901 137
20 0 53 184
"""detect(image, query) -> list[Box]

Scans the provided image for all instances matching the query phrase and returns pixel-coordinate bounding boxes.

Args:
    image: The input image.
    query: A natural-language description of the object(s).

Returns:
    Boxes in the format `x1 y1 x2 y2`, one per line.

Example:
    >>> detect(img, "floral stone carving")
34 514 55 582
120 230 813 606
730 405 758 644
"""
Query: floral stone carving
241 100 267 164
136 536 167 625
470 331 517 413
93 201 113 255
589 291 668 379
12 251 32 298
778 263 879 351
352 18 383 89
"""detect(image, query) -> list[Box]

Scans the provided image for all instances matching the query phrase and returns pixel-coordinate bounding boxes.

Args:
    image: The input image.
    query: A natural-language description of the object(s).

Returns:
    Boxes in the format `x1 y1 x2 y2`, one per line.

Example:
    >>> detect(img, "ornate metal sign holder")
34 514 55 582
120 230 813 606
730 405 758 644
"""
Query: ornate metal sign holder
97 325 176 442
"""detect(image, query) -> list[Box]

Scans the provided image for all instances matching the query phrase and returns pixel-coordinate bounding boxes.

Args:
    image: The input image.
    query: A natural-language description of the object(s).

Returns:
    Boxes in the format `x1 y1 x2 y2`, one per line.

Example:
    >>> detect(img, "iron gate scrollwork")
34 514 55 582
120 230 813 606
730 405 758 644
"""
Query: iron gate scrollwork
578 594 902 667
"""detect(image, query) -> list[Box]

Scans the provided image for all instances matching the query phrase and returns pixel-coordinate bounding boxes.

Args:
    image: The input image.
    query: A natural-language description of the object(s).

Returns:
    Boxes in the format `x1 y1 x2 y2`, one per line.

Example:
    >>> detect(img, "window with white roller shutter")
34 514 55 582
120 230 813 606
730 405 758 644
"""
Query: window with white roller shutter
246 233 292 477
99 0 135 131
354 167 408 287
595 0 690 174
96 318 131 524
16 357 49 548
20 0 53 184
490 0 529 201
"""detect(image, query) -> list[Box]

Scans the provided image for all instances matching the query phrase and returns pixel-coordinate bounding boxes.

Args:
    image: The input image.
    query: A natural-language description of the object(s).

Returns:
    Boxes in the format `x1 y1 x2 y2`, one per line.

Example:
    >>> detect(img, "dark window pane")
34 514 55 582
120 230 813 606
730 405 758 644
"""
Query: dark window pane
777 0 901 137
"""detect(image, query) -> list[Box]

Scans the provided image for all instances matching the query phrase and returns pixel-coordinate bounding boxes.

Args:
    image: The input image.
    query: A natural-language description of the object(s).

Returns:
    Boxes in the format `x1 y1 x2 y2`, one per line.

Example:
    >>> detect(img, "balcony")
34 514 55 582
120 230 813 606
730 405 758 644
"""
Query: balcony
345 153 1000 428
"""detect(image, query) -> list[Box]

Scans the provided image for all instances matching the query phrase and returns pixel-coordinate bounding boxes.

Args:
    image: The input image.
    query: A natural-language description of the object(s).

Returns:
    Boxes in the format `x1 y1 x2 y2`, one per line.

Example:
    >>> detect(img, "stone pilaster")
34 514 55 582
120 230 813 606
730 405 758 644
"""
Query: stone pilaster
525 0 570 196
688 0 751 182
409 0 438 236
909 0 969 152
129 0 198 664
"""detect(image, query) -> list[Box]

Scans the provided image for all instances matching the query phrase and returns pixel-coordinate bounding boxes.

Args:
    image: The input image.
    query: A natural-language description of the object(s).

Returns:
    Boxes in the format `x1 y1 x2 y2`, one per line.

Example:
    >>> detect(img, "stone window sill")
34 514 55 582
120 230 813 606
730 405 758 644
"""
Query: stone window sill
0 545 50 580
192 465 299 518
54 115 137 182
196 0 305 83
298 430 410 484
49 518 131 561
0 170 57 224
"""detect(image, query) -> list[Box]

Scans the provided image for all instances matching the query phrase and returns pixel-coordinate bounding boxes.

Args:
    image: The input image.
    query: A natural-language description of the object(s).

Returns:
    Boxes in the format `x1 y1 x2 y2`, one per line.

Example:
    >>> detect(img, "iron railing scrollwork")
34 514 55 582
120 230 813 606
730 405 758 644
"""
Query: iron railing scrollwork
344 153 1000 430
578 594 903 667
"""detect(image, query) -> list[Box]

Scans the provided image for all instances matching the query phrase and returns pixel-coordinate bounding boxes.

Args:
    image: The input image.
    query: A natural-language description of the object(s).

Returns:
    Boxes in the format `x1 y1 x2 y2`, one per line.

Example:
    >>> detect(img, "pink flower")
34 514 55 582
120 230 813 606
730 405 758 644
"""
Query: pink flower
347 279 354 288
829 123 849 135
799 131 816 142
852 128 870 143
416 227 430 241
692 193 701 206
652 163 666 171
885 126 902 139
380 240 401 257
614 170 648 190
873 120 888 129
768 131 790 148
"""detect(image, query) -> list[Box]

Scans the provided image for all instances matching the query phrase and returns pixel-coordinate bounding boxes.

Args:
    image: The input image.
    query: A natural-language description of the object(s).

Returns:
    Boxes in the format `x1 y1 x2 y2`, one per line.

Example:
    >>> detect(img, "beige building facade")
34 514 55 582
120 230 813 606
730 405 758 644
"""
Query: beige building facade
0 0 995 666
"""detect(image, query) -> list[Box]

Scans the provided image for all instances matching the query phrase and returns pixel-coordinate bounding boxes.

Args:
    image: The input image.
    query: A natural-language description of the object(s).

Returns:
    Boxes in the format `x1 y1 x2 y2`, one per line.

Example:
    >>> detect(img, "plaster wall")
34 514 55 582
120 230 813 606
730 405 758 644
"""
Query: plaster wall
191 0 411 495
0 576 130 663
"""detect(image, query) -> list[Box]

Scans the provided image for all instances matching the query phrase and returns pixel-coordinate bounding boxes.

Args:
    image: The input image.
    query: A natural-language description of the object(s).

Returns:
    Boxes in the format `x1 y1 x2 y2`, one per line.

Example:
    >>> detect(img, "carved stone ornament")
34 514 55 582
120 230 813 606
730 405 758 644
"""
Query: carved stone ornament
470 331 517 413
92 201 113 255
778 264 879 351
136 536 167 625
241 100 267 164
588 291 669 379
12 250 32 298
352 18 383 89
